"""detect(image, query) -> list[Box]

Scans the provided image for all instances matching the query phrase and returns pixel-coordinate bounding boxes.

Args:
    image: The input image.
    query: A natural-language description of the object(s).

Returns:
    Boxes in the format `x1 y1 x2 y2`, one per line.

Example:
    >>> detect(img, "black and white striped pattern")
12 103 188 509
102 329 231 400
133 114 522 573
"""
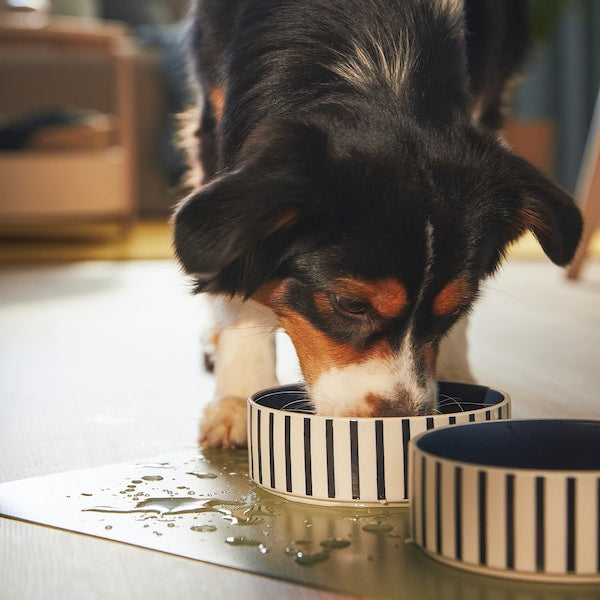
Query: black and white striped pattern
410 440 600 581
248 385 510 505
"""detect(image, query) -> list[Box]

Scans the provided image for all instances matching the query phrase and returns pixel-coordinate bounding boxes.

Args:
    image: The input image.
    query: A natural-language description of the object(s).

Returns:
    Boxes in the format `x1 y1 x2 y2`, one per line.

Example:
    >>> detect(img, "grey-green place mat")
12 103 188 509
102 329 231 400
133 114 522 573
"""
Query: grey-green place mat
0 449 597 599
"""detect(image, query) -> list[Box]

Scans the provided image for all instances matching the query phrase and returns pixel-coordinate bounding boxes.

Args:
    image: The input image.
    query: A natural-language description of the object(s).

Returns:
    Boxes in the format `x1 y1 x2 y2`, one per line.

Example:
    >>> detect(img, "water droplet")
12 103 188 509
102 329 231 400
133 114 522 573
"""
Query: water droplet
153 531 163 536
167 523 175 528
141 475 163 482
225 536 262 547
131 480 143 484
186 472 217 479
362 522 393 533
81 493 93 497
104 525 113 530
293 551 329 566
303 519 312 528
320 538 351 550
190 525 217 533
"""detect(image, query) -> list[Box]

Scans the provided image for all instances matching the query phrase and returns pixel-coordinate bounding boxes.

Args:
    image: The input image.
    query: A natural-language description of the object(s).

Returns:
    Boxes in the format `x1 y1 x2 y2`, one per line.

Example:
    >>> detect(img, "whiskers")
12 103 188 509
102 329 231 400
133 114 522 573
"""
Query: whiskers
435 394 491 415
256 388 315 414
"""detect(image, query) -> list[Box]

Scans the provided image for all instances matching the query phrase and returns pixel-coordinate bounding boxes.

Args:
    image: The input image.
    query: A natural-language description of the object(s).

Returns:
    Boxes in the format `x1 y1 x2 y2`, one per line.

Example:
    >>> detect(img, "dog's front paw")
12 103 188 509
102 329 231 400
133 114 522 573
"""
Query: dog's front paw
199 395 248 449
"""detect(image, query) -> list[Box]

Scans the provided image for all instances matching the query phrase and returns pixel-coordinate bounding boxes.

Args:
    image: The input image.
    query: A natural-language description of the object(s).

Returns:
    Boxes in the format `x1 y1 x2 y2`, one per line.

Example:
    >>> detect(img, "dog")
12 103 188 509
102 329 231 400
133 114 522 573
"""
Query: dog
173 0 583 449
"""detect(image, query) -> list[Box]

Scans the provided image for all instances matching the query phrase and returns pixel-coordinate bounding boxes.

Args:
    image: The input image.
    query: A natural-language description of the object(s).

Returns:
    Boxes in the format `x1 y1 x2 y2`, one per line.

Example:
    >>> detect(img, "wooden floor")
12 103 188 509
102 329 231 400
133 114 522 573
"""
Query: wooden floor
1 219 599 262
0 257 599 599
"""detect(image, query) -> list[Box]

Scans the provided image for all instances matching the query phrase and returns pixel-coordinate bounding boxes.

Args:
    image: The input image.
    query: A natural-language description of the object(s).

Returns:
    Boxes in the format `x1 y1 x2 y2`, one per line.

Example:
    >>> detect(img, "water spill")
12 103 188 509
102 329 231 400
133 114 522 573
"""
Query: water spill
186 472 217 480
362 522 393 533
141 475 164 482
320 538 351 550
190 525 217 533
82 495 268 529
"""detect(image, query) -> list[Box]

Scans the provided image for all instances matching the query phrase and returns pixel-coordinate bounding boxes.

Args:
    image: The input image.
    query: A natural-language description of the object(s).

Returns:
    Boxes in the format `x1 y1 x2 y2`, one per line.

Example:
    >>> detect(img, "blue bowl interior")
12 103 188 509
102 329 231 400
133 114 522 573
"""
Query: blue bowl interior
416 420 600 470
252 382 504 415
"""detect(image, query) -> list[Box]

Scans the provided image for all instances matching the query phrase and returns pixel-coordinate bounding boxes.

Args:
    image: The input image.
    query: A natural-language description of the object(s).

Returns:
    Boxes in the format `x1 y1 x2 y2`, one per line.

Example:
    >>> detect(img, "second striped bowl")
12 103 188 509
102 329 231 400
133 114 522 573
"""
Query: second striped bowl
247 381 510 506
410 419 600 582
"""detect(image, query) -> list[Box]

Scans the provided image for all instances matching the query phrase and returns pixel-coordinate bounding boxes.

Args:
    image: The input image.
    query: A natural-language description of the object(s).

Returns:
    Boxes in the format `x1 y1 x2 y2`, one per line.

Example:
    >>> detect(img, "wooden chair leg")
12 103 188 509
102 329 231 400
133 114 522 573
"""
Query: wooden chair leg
567 89 600 280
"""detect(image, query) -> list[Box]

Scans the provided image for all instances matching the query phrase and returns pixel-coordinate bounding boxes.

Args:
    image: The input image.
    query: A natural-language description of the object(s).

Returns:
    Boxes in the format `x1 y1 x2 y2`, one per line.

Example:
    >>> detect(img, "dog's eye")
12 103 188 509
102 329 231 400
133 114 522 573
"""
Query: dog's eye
332 295 370 317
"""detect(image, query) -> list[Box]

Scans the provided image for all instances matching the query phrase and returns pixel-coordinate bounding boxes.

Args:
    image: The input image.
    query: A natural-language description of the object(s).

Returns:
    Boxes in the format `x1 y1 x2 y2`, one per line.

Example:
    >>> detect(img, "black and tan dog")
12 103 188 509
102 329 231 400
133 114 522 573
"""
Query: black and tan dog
173 0 582 448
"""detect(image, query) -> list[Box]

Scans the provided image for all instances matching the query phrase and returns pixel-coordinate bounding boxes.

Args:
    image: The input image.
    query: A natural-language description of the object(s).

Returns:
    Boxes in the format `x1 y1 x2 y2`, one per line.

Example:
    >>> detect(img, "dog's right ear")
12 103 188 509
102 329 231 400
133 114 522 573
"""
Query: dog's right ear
173 120 328 296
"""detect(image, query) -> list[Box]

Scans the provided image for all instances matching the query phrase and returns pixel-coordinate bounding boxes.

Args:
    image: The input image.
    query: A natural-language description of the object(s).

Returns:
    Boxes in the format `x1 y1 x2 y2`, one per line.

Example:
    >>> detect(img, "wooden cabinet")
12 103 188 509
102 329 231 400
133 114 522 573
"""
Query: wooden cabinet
0 14 138 224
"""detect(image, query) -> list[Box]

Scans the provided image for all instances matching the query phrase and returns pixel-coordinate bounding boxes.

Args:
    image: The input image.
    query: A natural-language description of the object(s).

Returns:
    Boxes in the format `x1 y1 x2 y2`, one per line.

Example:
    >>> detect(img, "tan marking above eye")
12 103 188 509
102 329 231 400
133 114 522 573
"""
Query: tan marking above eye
432 278 473 317
334 277 408 319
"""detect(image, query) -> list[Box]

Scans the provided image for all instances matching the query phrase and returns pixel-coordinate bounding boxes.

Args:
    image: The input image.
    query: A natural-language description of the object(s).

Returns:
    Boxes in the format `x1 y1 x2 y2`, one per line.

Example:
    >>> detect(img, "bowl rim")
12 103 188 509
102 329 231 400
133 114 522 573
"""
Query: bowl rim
411 418 600 475
248 381 510 422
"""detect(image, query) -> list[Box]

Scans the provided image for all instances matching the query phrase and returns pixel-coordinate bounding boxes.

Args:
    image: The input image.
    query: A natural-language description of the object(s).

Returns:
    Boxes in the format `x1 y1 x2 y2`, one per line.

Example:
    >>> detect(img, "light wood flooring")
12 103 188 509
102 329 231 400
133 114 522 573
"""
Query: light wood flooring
0 256 598 599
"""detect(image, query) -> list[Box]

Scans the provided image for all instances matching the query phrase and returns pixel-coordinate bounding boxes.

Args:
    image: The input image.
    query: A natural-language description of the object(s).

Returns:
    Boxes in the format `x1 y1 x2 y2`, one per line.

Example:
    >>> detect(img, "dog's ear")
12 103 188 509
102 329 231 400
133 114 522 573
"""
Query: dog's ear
173 120 327 296
471 140 583 274
507 153 582 266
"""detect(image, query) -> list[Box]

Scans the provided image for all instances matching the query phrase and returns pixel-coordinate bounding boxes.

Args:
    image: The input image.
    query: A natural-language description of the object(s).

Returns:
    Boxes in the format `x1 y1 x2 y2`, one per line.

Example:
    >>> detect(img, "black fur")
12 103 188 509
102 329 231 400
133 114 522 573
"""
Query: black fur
174 0 582 350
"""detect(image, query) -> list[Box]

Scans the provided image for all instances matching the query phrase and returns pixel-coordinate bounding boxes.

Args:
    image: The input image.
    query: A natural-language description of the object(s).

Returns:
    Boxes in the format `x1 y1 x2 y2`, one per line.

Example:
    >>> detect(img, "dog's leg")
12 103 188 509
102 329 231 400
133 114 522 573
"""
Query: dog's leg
437 315 476 383
200 295 279 448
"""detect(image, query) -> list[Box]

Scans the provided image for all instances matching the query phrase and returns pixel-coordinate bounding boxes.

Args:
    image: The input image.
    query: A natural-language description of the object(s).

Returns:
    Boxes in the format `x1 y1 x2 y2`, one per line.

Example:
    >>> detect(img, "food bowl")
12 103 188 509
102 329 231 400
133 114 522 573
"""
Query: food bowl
410 419 600 582
247 382 510 506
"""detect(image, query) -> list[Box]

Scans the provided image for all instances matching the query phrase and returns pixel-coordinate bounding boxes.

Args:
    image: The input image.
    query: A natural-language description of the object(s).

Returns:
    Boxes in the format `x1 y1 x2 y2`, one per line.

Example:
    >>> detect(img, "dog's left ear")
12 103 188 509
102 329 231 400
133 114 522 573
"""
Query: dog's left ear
173 120 327 296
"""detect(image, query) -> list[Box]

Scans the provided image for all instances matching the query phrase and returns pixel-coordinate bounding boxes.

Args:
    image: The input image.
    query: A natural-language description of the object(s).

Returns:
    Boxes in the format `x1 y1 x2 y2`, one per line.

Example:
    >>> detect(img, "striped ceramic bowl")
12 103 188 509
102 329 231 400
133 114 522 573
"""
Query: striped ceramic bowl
247 381 510 506
410 419 600 582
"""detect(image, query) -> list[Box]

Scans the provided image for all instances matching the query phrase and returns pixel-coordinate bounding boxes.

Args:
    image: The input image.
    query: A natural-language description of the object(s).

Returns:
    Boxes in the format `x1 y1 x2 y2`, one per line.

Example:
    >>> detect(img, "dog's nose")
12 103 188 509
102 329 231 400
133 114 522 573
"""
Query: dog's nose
366 391 428 417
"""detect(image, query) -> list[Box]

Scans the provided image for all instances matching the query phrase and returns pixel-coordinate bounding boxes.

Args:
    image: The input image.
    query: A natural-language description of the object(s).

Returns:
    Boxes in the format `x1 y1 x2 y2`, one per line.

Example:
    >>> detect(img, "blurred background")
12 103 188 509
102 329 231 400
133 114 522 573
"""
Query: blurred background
0 0 598 262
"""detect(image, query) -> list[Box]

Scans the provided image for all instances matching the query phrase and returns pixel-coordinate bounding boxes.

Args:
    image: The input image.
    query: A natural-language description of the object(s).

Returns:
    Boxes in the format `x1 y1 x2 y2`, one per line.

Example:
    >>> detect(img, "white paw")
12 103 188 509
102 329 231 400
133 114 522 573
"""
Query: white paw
199 395 248 449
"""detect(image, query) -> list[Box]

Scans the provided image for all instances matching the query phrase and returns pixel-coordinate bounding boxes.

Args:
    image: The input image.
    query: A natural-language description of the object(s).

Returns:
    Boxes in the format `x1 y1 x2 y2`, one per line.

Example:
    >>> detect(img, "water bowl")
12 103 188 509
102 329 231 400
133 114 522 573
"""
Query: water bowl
410 419 600 582
247 381 510 506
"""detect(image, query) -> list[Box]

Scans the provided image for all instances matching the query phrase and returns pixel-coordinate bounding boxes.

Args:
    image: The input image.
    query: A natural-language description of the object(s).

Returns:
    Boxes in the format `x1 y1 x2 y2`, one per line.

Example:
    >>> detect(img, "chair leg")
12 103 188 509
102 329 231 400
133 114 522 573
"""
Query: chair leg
567 89 600 280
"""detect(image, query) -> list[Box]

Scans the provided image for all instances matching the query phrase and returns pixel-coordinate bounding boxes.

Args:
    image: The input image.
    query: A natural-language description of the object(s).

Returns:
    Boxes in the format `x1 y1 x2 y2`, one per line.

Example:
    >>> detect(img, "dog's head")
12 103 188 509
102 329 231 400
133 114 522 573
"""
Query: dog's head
173 119 582 417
